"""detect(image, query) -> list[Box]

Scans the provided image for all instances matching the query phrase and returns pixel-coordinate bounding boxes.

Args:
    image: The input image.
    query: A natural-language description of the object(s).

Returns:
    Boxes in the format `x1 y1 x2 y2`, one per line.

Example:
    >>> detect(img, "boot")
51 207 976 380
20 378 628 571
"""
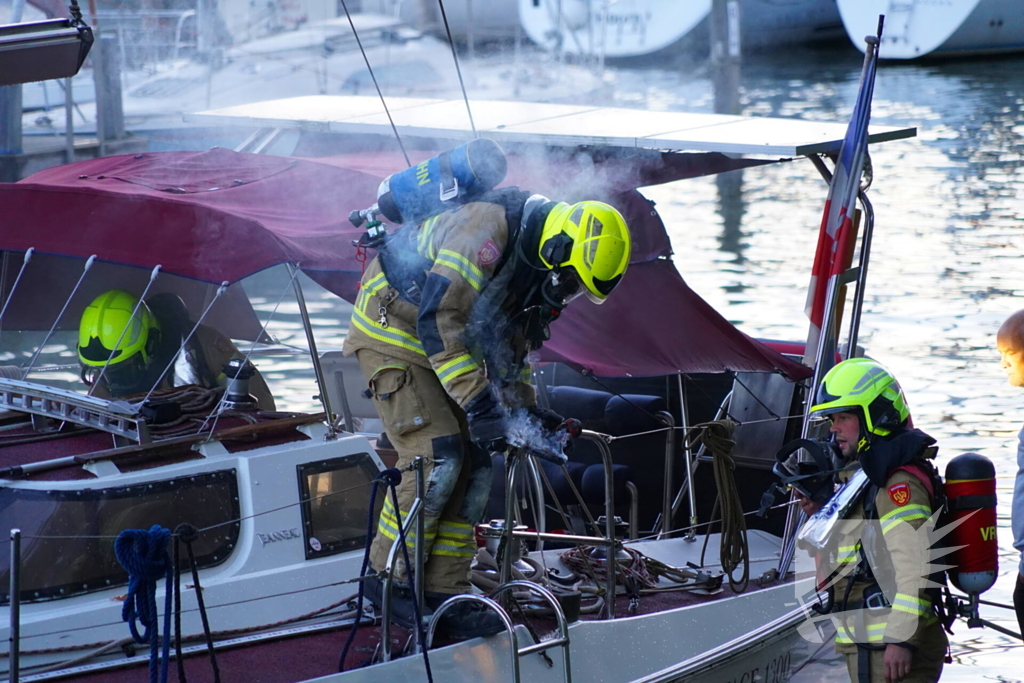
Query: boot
363 575 429 631
426 592 506 640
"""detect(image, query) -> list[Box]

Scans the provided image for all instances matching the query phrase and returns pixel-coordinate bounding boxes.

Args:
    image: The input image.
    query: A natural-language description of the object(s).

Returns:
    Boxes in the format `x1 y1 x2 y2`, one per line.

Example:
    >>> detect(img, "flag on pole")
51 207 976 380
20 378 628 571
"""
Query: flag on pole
804 22 883 365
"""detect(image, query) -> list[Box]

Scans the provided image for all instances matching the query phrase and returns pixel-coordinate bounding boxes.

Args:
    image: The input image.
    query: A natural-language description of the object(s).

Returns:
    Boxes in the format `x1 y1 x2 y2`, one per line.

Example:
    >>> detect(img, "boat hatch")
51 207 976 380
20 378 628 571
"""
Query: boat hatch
297 452 385 560
0 470 238 604
186 94 917 157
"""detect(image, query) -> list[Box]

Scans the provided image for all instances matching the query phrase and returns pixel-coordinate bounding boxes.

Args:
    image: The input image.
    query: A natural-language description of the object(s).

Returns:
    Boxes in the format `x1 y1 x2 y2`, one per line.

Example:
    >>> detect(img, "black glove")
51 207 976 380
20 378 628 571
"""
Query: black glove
1015 572 1024 638
465 388 507 453
527 406 564 432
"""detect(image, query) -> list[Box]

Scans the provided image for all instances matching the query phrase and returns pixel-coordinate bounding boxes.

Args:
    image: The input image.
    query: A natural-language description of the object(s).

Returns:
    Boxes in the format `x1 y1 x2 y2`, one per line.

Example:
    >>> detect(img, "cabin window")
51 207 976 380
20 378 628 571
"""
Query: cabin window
298 453 382 560
0 470 239 604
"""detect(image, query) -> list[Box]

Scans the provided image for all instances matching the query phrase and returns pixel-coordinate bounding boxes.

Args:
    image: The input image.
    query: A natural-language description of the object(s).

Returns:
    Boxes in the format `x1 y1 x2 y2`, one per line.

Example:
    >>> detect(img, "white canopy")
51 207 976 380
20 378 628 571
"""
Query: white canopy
186 95 916 157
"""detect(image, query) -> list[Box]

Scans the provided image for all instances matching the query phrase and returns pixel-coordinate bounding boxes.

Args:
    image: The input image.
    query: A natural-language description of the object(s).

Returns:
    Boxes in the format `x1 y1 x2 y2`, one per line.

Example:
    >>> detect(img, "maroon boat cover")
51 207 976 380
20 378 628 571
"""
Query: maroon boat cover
1 147 808 379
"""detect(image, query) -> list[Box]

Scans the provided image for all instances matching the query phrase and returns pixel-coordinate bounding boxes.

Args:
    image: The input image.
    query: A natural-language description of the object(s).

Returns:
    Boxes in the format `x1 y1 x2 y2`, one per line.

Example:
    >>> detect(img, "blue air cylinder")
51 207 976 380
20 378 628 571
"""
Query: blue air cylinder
376 138 507 225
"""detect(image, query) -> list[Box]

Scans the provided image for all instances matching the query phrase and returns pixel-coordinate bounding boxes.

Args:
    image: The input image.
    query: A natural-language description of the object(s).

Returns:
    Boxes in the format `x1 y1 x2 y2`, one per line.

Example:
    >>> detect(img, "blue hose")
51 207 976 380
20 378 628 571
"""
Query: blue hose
115 525 173 683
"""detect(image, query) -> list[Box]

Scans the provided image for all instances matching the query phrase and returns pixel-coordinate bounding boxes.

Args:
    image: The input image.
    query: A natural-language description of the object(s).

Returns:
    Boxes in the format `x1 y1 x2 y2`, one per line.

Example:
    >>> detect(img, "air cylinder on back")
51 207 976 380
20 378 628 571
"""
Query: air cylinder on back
945 452 998 595
376 138 507 225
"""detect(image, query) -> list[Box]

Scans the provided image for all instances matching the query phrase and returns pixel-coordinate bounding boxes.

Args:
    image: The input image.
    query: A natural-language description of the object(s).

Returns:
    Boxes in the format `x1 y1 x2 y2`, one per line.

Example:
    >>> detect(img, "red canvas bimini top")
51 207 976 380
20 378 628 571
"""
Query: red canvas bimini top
0 147 809 380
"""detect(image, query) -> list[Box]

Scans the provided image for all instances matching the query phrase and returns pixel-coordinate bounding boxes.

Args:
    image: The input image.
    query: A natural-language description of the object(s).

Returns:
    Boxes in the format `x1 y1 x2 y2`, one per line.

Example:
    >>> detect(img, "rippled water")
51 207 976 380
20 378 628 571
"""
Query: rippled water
622 46 1024 681
5 39 1023 681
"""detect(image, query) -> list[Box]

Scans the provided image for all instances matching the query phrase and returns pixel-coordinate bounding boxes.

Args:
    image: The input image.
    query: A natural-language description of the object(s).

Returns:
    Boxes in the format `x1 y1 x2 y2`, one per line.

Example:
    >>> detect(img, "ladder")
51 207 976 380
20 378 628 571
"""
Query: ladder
426 580 573 683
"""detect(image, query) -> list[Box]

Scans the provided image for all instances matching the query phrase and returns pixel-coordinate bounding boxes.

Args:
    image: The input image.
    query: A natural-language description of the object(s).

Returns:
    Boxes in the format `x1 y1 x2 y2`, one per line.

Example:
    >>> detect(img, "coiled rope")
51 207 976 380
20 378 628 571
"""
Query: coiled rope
114 525 173 683
697 419 749 593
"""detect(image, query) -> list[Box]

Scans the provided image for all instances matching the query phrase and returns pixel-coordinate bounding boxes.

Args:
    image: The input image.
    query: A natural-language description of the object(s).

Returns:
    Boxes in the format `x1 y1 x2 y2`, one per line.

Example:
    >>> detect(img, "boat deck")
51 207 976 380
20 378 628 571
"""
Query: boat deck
51 532 793 683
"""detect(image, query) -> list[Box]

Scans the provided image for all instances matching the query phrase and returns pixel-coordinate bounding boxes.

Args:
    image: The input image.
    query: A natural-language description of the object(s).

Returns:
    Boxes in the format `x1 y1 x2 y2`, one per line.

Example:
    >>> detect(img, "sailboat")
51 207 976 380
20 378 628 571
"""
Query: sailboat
837 0 1024 60
517 0 846 60
0 36 927 676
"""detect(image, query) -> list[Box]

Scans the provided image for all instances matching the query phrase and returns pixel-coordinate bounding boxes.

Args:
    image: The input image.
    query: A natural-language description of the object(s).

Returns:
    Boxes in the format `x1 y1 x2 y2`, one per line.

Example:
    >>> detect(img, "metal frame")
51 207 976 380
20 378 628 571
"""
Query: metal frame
0 378 150 444
380 457 426 661
425 581 573 683
500 430 619 621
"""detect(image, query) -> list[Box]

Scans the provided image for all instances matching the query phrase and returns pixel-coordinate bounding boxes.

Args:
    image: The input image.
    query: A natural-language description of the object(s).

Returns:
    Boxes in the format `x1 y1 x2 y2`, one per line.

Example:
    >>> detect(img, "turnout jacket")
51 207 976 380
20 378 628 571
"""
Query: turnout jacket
343 200 536 411
827 430 941 654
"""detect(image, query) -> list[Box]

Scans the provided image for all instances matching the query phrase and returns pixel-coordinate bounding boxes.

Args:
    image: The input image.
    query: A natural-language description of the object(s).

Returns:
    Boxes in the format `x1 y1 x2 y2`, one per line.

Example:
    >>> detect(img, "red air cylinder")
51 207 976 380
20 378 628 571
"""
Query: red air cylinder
945 452 998 595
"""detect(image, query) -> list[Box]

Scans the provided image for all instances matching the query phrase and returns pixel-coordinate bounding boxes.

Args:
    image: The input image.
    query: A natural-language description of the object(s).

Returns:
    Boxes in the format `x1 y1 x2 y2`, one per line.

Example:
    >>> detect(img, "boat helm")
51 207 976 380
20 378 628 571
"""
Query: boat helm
809 358 910 440
537 201 631 305
78 289 160 380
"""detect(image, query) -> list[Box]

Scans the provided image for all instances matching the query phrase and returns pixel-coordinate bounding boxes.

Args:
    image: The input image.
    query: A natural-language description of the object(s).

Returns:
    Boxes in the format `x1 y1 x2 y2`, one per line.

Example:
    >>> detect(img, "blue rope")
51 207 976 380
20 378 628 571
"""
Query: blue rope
338 468 433 682
339 475 382 672
115 525 173 683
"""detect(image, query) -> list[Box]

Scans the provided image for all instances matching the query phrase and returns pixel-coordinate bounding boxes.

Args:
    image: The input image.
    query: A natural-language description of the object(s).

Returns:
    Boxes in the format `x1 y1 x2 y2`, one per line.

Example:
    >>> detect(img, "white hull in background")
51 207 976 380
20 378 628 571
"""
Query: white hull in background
838 0 1024 59
517 0 844 59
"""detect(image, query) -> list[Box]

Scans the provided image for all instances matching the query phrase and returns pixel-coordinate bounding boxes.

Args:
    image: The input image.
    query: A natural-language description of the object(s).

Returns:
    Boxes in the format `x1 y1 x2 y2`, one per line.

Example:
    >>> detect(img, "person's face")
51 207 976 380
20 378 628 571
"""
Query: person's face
997 333 1024 388
830 411 861 458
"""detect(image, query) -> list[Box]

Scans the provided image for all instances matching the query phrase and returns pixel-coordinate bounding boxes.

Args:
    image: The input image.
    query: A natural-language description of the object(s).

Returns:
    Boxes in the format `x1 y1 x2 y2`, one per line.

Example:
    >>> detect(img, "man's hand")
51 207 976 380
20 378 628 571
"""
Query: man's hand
883 643 913 682
795 491 823 517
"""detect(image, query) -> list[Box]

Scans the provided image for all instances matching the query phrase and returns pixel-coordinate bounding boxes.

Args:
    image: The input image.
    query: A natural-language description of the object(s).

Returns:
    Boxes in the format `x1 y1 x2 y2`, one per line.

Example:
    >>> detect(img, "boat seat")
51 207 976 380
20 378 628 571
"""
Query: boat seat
546 386 670 533
318 351 383 434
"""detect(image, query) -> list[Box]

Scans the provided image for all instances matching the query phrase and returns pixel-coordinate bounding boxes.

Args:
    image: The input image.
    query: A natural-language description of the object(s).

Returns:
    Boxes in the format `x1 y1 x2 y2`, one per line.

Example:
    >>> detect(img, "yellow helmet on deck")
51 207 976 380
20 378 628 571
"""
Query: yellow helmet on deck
77 289 159 368
538 201 631 304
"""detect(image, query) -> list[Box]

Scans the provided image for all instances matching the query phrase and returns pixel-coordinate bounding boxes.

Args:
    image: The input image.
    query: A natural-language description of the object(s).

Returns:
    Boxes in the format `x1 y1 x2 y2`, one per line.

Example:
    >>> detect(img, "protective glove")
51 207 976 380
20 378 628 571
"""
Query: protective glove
465 388 507 454
527 406 564 432
1015 572 1024 638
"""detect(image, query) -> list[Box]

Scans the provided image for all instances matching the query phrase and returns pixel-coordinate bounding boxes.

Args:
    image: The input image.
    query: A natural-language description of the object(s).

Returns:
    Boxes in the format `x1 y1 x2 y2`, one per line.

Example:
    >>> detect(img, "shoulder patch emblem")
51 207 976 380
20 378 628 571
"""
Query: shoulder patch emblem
478 239 501 266
888 482 911 506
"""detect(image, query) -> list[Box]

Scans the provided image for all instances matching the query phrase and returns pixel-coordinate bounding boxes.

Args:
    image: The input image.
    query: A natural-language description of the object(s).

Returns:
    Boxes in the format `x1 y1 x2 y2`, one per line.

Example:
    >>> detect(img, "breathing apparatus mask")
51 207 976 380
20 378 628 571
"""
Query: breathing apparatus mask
771 438 841 505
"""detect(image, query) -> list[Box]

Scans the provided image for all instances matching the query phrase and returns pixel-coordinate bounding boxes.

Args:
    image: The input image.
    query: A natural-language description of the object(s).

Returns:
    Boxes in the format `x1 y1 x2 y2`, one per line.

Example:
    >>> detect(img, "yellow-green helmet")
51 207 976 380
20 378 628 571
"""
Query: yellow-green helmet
78 290 159 367
538 200 631 305
810 358 910 437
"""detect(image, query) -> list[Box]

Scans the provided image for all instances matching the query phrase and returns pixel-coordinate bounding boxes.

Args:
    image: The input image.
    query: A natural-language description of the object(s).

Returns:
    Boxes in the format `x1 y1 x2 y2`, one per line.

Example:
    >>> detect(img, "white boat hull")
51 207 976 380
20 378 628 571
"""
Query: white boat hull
312 577 822 683
838 0 1024 59
518 0 844 59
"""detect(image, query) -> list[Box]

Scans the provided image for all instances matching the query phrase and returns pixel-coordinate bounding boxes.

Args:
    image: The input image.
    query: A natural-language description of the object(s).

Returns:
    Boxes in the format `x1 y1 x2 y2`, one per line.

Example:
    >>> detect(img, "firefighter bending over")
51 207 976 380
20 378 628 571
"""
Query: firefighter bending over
801 359 948 683
342 193 631 639
78 289 275 410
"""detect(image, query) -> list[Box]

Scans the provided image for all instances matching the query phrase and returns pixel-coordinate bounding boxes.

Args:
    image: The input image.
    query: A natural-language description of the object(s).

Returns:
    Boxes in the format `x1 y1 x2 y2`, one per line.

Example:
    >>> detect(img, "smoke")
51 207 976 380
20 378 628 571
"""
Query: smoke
504 406 570 460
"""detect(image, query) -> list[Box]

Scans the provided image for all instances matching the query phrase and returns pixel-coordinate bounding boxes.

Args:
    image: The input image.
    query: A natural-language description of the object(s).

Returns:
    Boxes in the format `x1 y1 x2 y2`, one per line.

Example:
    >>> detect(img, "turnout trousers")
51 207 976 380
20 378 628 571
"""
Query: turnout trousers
357 348 493 595
842 619 947 683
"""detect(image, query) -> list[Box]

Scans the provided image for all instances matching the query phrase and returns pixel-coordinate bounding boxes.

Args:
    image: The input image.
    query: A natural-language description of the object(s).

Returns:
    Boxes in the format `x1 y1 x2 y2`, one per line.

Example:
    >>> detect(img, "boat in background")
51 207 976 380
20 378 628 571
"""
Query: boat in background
517 0 845 60
837 0 1024 60
20 12 604 149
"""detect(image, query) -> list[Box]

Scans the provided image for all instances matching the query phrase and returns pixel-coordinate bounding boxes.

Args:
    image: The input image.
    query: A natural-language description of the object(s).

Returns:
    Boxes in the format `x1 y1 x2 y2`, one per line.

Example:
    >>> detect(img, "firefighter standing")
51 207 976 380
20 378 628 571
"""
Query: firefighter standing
802 358 948 682
996 309 1024 637
342 192 631 638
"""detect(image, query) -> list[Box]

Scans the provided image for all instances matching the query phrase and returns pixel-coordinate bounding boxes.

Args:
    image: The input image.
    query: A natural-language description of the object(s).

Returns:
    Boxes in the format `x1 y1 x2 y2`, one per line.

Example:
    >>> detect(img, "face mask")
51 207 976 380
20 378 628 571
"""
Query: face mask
541 269 583 309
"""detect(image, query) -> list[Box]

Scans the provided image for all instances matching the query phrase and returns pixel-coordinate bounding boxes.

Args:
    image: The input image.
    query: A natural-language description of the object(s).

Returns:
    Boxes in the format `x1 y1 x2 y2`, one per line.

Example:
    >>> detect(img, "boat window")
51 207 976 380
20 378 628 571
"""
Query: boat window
0 470 239 604
298 453 382 560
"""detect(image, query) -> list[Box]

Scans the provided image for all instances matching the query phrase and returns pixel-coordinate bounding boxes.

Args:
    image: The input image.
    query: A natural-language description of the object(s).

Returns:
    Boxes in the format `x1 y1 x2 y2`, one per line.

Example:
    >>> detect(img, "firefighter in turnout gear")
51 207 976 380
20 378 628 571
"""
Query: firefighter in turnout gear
343 192 631 639
78 290 275 410
804 358 948 683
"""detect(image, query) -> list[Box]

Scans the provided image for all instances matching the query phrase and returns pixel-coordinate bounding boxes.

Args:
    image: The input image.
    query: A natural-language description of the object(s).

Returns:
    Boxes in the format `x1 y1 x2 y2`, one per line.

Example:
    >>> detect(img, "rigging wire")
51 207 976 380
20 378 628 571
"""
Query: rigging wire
24 255 97 376
140 282 229 406
199 266 300 439
338 0 411 167
436 0 478 138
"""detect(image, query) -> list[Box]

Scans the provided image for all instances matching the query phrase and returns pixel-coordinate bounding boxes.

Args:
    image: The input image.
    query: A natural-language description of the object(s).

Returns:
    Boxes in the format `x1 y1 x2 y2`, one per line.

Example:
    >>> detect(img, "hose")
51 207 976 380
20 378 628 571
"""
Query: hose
698 419 749 593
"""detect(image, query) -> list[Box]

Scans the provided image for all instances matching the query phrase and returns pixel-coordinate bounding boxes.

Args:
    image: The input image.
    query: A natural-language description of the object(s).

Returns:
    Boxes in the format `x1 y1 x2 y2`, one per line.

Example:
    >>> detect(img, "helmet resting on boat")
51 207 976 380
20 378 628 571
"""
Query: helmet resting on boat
809 358 910 438
78 289 160 368
537 200 631 305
